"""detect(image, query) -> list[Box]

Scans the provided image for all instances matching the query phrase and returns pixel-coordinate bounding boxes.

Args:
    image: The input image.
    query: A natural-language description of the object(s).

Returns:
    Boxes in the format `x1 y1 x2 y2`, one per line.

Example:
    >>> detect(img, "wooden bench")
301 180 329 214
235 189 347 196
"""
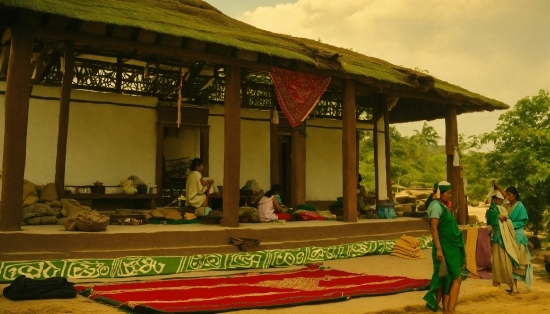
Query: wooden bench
66 193 157 210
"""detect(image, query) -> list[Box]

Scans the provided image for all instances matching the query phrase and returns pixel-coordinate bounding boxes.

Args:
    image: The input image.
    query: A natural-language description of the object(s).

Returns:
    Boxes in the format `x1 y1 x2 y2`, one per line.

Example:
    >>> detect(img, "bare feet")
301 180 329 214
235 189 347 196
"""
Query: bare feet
509 291 519 296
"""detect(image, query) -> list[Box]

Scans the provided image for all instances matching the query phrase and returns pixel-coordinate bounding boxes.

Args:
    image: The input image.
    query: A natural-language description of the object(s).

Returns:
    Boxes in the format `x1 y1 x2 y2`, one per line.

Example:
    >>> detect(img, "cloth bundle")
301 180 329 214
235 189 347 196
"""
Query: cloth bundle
3 275 76 301
65 210 109 232
391 235 422 259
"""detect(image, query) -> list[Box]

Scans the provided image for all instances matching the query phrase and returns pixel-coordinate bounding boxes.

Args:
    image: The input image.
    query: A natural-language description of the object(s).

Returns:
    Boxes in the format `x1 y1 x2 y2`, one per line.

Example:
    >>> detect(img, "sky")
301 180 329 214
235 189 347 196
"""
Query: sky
206 0 550 145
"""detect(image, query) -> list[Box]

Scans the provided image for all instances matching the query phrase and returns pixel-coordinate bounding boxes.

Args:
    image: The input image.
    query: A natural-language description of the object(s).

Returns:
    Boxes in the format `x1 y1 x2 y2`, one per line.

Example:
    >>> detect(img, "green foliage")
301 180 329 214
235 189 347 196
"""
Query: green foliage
359 124 446 192
471 89 550 234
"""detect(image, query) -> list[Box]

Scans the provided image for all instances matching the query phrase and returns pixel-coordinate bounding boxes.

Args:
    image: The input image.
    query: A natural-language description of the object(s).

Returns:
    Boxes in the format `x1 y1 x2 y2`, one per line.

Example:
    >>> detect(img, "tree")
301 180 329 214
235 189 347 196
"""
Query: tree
473 89 550 234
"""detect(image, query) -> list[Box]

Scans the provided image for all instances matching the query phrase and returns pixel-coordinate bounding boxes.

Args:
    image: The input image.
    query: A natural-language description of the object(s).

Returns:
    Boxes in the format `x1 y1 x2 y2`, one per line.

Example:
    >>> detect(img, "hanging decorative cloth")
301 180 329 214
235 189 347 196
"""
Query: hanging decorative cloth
269 67 331 128
453 146 460 167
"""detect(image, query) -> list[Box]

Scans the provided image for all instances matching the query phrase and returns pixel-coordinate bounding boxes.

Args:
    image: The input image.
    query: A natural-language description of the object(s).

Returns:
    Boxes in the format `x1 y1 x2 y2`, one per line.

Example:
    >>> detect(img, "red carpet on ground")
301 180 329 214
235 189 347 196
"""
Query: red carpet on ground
77 266 430 313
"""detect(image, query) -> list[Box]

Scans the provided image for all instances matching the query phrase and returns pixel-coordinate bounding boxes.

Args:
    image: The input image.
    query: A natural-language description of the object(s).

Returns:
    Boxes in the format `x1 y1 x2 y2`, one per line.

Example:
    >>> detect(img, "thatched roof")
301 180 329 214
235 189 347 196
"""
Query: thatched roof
0 0 508 112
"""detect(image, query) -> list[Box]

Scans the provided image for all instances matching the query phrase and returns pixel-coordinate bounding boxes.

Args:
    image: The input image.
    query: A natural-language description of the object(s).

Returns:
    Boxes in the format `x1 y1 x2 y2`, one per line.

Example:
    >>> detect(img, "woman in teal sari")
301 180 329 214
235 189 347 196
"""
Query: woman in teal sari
423 181 465 313
494 182 533 294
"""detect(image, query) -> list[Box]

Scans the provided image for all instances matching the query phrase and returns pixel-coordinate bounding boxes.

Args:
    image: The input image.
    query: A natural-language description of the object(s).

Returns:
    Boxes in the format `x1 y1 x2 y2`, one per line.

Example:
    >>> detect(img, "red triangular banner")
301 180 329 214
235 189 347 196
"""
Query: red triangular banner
269 67 331 128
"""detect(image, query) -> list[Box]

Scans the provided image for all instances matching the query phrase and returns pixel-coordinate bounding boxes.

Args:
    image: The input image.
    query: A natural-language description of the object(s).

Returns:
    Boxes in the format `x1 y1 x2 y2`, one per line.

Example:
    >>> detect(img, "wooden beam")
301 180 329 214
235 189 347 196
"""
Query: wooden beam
290 125 306 209
342 79 357 222
54 40 75 198
200 127 210 177
221 65 241 227
1 28 12 44
33 27 380 85
270 116 279 186
0 23 35 231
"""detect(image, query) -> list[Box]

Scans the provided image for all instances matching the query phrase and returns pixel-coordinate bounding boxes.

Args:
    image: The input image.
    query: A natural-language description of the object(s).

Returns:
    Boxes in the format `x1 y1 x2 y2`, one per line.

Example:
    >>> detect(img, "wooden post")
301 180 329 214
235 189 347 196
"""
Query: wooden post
200 127 210 177
290 125 306 208
270 120 279 186
445 105 464 224
373 94 393 206
221 65 240 227
383 97 393 201
342 80 357 222
0 23 35 231
155 123 164 207
54 40 75 198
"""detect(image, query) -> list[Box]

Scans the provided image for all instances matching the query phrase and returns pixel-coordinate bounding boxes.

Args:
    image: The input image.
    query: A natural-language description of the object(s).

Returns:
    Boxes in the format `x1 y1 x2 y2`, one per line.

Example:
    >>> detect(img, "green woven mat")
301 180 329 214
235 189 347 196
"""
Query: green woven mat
0 236 432 283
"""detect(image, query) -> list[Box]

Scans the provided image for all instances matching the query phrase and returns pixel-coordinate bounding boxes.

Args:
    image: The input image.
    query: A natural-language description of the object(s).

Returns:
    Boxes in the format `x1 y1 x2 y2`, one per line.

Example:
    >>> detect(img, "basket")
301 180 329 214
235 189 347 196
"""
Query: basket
75 211 110 231
198 215 222 225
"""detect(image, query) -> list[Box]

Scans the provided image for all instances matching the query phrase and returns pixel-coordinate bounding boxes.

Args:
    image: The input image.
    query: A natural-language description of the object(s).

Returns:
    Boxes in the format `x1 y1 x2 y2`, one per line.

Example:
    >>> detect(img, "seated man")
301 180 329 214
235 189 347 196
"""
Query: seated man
185 158 213 216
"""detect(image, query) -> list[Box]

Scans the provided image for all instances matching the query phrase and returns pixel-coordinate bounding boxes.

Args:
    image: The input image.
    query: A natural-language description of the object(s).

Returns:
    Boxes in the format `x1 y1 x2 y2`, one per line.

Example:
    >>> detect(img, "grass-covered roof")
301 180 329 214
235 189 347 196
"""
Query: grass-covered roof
0 0 508 110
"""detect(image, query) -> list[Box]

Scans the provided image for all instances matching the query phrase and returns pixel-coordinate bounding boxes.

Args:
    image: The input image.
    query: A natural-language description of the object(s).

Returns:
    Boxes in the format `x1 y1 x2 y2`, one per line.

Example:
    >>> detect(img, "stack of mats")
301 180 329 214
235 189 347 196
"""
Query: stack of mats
391 235 422 259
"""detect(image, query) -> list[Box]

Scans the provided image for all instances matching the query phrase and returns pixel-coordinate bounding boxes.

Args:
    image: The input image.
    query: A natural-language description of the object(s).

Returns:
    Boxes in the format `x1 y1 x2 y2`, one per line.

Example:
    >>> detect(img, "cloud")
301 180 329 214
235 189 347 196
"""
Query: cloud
238 0 550 141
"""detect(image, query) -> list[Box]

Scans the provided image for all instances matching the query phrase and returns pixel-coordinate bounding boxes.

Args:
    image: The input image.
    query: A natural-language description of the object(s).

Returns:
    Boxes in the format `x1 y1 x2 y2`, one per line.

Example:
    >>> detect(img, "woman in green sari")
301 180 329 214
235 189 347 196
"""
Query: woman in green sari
494 182 533 294
423 181 465 313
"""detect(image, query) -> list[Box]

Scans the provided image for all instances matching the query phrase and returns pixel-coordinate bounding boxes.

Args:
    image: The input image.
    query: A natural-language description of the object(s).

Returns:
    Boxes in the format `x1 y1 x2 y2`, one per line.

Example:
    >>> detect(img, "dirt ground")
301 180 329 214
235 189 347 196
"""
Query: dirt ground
1 243 549 314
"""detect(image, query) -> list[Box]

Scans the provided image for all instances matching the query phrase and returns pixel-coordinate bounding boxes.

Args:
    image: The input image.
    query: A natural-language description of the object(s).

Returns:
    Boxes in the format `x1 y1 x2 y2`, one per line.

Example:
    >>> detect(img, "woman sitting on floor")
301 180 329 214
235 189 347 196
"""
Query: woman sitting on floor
257 184 291 222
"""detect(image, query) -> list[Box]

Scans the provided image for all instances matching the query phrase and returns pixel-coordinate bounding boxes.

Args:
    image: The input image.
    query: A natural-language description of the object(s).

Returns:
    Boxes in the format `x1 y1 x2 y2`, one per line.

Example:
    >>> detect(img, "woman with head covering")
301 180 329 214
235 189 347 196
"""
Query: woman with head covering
257 184 291 222
493 182 533 294
485 185 520 293
423 181 465 313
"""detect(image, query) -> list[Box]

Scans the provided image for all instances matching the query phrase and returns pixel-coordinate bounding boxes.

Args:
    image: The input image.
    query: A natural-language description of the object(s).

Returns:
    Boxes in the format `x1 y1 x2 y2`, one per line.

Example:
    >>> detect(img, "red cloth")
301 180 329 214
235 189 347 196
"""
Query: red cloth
77 266 430 313
297 211 325 221
275 212 292 221
269 67 331 128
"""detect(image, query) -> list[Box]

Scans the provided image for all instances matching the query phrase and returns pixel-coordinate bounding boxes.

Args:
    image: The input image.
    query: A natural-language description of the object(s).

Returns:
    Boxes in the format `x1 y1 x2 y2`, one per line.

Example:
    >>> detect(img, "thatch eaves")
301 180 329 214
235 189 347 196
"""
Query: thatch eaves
0 0 508 112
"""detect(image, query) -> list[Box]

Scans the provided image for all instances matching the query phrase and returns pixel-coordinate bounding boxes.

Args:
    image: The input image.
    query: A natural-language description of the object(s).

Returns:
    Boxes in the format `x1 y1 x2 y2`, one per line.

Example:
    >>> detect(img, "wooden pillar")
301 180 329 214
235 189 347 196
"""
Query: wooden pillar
373 95 393 206
0 45 10 78
342 80 357 222
155 123 164 206
445 105 465 224
290 125 306 208
383 98 393 201
54 40 75 198
270 121 279 186
221 65 241 227
0 24 34 231
200 127 210 177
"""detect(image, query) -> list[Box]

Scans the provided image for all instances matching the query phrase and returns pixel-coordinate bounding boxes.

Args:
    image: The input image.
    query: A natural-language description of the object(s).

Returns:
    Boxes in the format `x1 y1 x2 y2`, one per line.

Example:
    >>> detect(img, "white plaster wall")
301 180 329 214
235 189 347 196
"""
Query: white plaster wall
306 119 343 201
0 83 157 190
240 110 270 190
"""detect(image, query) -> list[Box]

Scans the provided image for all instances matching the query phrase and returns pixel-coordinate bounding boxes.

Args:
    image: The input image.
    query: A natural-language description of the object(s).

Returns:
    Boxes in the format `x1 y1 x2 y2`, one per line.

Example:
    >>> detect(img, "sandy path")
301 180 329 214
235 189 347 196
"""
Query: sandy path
1 249 549 314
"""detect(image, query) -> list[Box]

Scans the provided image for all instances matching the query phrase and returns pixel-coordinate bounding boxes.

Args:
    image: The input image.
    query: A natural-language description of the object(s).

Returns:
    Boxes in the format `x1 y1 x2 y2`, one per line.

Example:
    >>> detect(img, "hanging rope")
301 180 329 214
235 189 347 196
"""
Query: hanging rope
177 68 185 128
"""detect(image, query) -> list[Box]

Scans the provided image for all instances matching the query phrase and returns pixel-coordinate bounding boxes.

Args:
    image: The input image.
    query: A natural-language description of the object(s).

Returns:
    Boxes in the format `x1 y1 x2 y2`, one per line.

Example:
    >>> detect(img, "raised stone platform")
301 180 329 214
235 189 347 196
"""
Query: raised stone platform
0 218 430 262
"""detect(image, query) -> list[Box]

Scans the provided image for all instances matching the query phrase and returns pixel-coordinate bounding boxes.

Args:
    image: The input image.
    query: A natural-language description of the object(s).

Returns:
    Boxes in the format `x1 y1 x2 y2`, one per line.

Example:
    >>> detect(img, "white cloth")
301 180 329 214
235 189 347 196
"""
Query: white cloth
497 205 520 266
185 171 207 207
258 195 278 222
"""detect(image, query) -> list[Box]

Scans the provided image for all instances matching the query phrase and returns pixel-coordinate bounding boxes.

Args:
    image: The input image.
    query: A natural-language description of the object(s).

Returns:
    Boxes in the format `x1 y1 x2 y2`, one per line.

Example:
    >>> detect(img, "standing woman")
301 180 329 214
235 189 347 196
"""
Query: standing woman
494 182 533 293
185 158 213 210
423 181 465 313
485 189 520 293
